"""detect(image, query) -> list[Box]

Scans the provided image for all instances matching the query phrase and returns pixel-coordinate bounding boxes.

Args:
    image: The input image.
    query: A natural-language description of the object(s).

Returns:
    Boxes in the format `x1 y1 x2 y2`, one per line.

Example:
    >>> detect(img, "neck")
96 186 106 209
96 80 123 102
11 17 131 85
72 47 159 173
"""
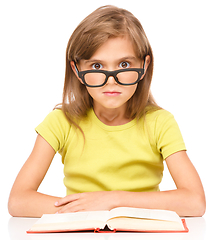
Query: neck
93 104 130 126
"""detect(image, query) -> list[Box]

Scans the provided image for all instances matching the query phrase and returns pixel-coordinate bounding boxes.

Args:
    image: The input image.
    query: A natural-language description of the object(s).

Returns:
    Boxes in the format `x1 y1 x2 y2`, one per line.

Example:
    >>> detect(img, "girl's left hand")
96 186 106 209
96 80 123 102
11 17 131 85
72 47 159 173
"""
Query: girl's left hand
54 191 120 213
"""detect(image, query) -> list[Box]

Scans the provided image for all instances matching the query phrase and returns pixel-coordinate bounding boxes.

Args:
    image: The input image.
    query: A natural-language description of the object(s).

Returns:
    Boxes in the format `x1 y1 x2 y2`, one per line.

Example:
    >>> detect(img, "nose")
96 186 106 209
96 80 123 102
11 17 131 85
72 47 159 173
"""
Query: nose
106 75 118 85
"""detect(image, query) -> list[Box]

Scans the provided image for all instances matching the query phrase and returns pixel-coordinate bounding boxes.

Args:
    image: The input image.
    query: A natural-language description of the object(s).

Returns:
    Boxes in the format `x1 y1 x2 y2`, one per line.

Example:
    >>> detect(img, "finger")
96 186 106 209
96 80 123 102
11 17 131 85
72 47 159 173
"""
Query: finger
57 202 85 213
54 194 81 207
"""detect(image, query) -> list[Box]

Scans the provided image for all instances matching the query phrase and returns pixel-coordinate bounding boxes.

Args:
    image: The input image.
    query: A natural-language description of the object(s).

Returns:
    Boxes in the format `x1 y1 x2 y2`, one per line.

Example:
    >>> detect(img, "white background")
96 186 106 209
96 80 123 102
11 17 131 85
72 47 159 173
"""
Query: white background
1 0 217 238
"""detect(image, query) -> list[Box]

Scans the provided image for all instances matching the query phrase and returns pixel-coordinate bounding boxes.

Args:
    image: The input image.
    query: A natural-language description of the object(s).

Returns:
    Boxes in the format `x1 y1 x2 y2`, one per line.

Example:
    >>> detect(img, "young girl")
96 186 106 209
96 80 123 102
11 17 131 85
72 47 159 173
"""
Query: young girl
8 5 205 218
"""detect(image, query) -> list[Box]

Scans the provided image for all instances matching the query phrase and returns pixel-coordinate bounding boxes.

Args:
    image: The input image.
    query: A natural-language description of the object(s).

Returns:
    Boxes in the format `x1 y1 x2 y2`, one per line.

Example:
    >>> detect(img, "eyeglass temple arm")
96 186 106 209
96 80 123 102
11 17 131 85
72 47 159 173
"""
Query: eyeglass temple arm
143 56 146 69
73 61 79 75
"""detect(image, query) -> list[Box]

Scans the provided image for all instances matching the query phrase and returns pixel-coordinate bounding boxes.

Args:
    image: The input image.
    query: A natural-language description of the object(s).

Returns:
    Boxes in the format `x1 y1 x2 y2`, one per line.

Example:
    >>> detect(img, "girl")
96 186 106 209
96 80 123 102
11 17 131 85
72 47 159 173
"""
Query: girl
8 5 205 217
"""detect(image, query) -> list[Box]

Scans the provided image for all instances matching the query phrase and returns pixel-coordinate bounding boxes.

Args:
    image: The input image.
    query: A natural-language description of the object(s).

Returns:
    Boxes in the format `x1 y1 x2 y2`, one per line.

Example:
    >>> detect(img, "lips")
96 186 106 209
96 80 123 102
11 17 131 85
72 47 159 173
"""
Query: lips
103 91 121 96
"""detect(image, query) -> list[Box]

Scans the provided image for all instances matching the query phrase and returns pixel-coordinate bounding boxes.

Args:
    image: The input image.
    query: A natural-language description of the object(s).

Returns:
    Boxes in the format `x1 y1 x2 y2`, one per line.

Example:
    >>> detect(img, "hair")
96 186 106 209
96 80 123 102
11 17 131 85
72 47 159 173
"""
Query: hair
57 5 161 132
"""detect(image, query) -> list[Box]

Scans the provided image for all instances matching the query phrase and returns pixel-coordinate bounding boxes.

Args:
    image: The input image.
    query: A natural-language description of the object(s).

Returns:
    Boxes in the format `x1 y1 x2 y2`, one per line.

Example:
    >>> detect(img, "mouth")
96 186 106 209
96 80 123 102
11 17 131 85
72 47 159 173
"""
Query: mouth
103 91 121 96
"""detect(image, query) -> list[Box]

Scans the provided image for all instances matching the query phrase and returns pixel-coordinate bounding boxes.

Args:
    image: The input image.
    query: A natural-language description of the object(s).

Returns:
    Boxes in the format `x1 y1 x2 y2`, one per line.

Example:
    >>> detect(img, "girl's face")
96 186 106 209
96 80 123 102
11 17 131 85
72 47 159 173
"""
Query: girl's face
72 37 147 113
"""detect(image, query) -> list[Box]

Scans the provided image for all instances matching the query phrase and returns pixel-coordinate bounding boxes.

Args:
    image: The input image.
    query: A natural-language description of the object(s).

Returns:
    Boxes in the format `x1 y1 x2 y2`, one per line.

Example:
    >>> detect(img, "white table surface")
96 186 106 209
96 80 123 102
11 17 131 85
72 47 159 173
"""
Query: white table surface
3 214 215 240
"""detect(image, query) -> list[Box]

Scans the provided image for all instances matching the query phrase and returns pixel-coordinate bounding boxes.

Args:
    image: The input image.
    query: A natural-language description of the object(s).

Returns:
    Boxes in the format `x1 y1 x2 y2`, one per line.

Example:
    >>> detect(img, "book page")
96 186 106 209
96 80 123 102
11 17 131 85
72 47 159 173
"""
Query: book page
29 211 110 232
107 217 185 231
108 207 182 224
34 210 110 225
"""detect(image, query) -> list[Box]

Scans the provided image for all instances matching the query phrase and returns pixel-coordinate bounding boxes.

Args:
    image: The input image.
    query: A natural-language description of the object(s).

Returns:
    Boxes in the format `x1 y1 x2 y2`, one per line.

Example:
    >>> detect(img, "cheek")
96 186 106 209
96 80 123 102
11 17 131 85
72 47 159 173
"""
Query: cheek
85 87 99 99
125 85 138 98
85 87 105 104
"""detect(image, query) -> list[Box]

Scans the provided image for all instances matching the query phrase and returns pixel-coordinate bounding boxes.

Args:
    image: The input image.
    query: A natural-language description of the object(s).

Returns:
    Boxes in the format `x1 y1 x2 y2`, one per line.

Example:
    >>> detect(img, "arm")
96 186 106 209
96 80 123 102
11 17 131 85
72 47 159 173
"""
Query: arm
56 151 206 217
115 151 206 216
8 135 62 217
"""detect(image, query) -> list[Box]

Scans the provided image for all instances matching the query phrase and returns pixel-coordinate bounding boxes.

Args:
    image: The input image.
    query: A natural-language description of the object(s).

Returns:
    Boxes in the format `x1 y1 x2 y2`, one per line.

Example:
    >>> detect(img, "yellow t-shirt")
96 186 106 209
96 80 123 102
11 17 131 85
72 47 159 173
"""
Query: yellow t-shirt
35 108 186 195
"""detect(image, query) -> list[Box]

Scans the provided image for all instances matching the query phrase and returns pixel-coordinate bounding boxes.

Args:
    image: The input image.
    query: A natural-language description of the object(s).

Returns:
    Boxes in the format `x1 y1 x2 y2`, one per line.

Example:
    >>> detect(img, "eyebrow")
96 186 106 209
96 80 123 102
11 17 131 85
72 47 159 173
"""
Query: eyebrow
83 56 138 64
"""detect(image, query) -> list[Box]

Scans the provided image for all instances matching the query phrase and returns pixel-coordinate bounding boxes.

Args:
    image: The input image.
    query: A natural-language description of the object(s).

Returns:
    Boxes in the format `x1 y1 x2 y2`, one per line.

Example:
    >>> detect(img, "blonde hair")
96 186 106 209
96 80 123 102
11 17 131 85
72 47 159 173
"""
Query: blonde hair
59 5 160 130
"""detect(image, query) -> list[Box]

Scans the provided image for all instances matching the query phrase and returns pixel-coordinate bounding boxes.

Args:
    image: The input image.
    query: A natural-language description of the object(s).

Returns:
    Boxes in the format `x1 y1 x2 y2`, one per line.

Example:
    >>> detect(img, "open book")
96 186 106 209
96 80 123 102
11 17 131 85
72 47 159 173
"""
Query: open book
27 207 188 233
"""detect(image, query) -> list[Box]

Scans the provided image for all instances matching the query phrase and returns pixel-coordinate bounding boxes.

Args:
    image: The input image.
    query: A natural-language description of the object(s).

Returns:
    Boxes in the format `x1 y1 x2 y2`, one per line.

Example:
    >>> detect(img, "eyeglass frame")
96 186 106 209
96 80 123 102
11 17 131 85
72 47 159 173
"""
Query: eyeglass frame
73 57 146 88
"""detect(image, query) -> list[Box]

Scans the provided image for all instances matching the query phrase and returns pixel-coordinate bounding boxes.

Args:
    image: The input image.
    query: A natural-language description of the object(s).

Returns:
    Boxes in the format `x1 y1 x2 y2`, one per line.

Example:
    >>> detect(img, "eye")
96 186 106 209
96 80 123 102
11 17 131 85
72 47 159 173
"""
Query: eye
119 61 130 68
92 63 103 70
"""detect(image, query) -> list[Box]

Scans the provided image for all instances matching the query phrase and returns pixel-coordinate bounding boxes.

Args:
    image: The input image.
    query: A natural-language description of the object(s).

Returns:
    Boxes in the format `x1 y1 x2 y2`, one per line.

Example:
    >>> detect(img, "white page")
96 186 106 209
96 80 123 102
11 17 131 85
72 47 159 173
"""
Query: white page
34 210 110 225
108 207 182 224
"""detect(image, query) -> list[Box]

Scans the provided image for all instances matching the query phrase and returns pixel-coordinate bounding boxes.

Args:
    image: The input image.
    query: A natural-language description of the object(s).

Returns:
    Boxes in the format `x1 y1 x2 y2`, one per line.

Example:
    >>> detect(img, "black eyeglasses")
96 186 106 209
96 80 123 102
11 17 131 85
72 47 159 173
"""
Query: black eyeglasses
73 58 146 88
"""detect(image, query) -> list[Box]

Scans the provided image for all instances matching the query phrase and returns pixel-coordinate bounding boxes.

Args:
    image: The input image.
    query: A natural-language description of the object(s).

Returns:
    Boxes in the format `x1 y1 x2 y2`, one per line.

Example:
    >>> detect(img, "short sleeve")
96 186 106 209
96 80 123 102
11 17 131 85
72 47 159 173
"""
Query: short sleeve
154 110 186 160
35 109 71 152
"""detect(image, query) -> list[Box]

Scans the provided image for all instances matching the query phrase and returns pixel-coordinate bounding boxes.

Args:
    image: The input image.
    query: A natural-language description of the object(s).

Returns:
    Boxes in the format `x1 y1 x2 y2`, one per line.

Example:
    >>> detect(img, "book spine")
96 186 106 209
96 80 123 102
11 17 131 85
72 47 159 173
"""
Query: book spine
94 228 117 233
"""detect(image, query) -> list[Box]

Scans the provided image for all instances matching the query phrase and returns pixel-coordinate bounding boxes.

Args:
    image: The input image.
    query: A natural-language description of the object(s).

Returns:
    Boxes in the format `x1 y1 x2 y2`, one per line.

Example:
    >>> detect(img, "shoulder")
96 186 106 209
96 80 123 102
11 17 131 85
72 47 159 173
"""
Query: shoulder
144 108 182 140
145 108 174 127
44 108 68 120
144 109 186 159
35 109 73 152
40 109 71 128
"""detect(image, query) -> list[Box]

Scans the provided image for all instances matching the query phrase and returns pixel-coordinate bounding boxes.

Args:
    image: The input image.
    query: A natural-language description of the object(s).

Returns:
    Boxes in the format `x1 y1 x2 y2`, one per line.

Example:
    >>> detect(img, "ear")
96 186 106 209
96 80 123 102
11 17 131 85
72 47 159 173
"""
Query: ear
140 55 151 80
70 61 84 85
144 55 151 73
